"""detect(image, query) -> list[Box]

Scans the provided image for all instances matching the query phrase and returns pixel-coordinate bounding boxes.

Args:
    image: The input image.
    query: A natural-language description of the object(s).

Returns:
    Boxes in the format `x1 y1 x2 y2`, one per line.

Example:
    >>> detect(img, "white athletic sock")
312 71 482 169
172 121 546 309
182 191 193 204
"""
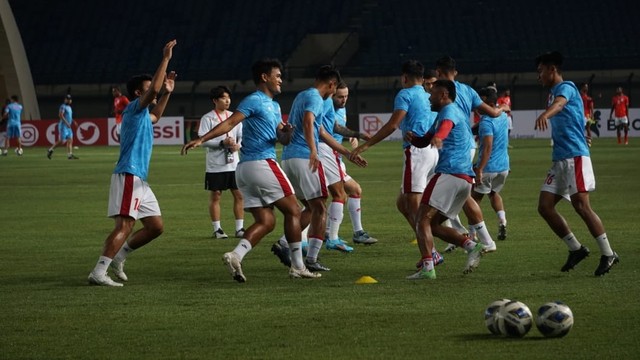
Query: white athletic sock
301 225 309 241
278 234 289 248
113 242 134 263
212 221 221 231
422 257 434 272
327 201 344 240
562 233 582 251
450 215 468 234
93 256 112 275
232 239 252 261
462 238 477 252
348 196 363 232
290 242 305 269
306 237 323 263
235 219 244 232
595 233 614 256
496 210 506 225
470 222 493 246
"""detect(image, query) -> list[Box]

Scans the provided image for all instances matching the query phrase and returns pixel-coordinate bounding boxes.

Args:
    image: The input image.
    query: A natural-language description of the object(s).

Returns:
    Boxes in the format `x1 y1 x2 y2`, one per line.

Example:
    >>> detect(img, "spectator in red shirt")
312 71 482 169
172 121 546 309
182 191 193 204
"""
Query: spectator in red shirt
609 86 630 145
580 83 595 144
112 85 130 136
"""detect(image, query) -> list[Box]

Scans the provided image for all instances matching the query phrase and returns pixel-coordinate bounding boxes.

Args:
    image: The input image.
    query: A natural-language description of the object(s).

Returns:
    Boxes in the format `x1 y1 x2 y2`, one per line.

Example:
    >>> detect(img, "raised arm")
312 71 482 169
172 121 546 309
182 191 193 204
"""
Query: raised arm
140 40 177 109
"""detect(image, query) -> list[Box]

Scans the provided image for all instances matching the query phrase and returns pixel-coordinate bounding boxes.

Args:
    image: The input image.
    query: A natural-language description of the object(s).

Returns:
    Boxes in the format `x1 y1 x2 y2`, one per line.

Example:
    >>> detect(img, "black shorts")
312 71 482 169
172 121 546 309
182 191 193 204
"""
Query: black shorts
205 171 238 191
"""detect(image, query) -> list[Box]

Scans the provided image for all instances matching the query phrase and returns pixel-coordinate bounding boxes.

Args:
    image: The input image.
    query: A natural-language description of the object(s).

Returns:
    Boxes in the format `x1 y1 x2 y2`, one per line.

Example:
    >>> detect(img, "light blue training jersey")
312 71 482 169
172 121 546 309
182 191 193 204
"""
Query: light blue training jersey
320 98 336 142
281 87 324 160
395 85 436 149
4 103 23 125
432 103 475 176
548 81 590 161
333 107 347 143
453 80 483 118
59 104 73 128
476 112 510 173
235 90 281 162
114 99 154 180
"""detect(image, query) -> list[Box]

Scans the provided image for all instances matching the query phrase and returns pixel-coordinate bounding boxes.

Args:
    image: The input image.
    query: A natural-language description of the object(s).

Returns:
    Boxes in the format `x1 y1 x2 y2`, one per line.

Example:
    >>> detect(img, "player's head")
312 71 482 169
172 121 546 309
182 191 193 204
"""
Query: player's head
580 83 589 93
435 55 457 80
126 74 153 100
315 65 341 99
401 60 424 86
333 81 349 109
535 51 563 87
486 81 497 92
10 95 18 102
251 58 283 96
64 94 72 104
615 86 623 94
423 69 437 93
479 86 498 106
503 88 511 97
210 85 232 111
111 86 122 97
429 79 456 112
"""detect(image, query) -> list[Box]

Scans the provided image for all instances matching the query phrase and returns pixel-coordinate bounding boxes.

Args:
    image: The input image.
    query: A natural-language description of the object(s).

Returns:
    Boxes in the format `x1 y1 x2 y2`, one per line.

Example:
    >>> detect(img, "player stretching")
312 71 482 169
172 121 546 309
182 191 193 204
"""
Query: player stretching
183 58 319 282
88 40 177 286
535 51 618 276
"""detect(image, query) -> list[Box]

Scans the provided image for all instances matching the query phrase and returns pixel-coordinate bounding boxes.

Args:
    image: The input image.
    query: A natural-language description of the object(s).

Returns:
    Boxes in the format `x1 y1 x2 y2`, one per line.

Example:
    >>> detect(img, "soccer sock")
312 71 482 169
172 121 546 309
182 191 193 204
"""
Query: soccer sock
301 225 309 241
595 233 614 256
113 242 134 263
468 225 476 241
450 215 468 234
562 233 582 251
232 239 252 261
235 219 244 232
212 221 221 231
422 256 434 272
496 210 507 225
289 242 305 269
93 256 112 275
306 237 323 263
461 238 478 252
278 234 289 248
348 196 363 232
471 221 493 246
327 201 344 240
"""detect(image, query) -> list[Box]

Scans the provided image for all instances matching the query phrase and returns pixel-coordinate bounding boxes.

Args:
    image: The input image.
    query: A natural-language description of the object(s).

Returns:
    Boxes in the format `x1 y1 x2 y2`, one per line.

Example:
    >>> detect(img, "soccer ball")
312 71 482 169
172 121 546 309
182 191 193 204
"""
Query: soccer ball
484 299 511 335
535 301 574 338
497 300 533 337
15 148 23 156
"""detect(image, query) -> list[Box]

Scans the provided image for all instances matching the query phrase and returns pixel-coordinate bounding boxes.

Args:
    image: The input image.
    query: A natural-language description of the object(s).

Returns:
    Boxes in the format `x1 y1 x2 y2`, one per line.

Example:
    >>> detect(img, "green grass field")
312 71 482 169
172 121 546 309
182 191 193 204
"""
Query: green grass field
1 139 638 359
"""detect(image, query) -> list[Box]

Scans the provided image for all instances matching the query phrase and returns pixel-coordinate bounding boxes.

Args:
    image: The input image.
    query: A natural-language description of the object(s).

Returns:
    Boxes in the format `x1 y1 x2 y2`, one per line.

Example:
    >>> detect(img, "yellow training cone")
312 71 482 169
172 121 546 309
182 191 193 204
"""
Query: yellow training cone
355 276 378 284
410 239 418 245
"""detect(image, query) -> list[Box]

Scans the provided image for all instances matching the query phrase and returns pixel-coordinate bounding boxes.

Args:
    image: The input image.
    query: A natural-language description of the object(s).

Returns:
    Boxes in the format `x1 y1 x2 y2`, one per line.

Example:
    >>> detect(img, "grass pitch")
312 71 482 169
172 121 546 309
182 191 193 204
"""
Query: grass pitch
0 138 638 359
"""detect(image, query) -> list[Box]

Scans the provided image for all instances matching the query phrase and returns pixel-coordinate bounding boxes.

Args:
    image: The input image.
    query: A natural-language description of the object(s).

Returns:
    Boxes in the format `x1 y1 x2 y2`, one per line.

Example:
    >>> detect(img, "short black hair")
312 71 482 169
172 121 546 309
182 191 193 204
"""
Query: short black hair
535 51 563 69
433 79 457 102
251 58 283 85
435 55 456 74
315 65 341 83
478 86 498 105
337 81 348 90
401 60 424 79
126 74 153 99
425 69 437 79
210 85 231 101
10 95 18 102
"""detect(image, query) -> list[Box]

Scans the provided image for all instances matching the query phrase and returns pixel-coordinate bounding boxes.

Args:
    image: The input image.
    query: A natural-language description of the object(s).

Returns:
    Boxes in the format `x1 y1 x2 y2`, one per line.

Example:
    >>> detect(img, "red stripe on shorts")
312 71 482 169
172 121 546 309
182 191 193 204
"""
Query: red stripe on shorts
421 173 441 205
120 174 134 215
334 151 345 181
574 156 586 192
266 159 293 197
318 161 328 198
403 147 412 193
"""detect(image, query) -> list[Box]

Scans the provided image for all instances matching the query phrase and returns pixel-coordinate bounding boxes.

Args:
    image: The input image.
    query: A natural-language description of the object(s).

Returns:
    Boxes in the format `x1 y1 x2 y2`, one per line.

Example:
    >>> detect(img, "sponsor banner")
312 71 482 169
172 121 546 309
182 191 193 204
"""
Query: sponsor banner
360 109 639 140
21 117 184 146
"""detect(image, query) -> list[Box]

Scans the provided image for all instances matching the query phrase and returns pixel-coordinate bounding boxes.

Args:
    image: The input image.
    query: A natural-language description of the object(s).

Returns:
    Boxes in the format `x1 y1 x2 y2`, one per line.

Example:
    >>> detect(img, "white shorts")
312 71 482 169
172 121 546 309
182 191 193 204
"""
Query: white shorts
614 116 629 126
108 173 161 219
540 156 595 200
282 158 328 200
319 142 345 185
236 159 294 208
401 145 439 194
340 160 353 183
422 173 472 219
474 171 509 194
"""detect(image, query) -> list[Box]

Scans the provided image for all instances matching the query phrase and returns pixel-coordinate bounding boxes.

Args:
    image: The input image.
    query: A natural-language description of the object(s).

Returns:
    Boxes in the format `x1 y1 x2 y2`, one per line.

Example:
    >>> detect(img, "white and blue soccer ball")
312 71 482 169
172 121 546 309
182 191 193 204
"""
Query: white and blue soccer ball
484 298 511 335
535 301 574 338
497 300 533 337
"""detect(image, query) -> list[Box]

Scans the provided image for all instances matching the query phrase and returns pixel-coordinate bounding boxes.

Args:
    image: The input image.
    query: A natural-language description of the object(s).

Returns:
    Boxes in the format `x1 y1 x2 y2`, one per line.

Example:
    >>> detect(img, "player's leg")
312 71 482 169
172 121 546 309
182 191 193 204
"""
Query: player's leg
274 195 319 278
230 188 245 237
345 177 377 244
462 196 496 252
623 121 629 145
489 191 507 240
209 189 226 238
407 205 440 280
326 181 347 242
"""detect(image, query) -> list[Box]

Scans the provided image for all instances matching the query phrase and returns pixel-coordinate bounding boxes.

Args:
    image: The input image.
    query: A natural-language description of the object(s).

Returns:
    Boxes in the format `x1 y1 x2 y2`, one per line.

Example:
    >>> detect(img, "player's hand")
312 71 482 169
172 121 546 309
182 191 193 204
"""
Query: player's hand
473 167 483 182
349 137 359 149
586 136 592 147
163 39 177 60
430 136 443 149
349 143 368 160
230 144 241 152
277 122 293 145
308 152 320 172
163 71 177 93
181 138 203 155
360 133 371 141
347 153 368 168
535 114 548 131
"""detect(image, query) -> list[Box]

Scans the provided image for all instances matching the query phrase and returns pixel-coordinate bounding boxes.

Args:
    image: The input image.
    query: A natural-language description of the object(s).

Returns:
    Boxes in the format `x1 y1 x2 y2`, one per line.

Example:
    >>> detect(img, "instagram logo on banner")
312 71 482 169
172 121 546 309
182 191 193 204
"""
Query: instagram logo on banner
21 124 39 146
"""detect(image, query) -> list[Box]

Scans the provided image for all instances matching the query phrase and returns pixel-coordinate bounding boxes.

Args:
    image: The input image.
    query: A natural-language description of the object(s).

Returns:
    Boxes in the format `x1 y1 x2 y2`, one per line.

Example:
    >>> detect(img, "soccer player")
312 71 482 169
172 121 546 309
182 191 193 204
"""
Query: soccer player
112 85 130 136
88 40 178 287
405 80 484 280
197 86 244 239
2 95 23 156
0 99 8 152
534 51 618 276
182 58 319 282
497 88 513 144
579 83 595 143
472 87 510 241
609 86 630 145
47 95 79 160
435 56 503 253
350 60 439 261
281 65 367 272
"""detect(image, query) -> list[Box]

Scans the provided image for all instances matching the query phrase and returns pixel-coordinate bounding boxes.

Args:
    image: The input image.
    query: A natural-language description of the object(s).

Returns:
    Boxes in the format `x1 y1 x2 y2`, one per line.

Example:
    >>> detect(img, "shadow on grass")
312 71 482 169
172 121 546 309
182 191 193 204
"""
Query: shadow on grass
456 333 551 342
